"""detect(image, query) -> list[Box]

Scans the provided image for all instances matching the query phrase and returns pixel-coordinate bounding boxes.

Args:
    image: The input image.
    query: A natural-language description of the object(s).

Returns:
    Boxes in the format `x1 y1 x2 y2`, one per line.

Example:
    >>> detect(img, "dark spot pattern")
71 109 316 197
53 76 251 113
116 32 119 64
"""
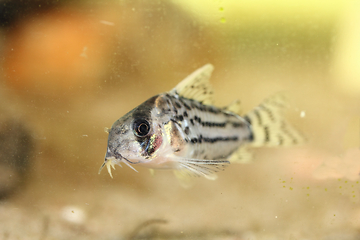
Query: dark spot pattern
232 122 245 128
203 136 238 143
264 126 270 143
248 131 254 141
184 126 190 135
201 122 226 128
183 103 191 110
114 127 122 135
189 135 239 144
259 105 275 122
280 121 297 144
176 115 184 121
179 98 220 114
244 116 252 125
160 93 253 159
194 116 201 123
254 109 262 125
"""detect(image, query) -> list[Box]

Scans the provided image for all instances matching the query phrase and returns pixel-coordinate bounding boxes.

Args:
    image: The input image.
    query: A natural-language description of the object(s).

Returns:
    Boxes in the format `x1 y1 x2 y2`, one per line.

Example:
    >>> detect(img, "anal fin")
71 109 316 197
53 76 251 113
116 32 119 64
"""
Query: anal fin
228 146 253 163
173 170 195 188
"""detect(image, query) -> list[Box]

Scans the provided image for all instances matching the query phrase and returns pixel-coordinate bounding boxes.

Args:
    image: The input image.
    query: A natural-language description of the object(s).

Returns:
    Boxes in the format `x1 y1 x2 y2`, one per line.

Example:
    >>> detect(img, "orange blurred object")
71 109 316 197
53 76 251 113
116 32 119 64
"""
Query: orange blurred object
2 7 116 95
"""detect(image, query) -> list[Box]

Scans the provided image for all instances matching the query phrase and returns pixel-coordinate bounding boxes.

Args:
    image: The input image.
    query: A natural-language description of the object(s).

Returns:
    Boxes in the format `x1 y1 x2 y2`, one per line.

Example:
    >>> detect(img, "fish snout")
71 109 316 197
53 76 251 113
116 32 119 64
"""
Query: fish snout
104 147 117 160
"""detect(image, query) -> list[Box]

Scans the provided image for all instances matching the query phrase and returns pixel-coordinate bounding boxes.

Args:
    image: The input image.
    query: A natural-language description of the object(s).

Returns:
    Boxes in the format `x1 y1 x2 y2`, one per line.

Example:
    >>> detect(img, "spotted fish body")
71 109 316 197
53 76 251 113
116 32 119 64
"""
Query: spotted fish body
100 64 303 178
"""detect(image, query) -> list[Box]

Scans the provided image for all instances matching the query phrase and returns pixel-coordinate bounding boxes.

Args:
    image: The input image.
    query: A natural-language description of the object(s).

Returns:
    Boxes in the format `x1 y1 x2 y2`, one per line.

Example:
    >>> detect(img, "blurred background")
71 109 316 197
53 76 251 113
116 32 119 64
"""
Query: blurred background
0 0 360 239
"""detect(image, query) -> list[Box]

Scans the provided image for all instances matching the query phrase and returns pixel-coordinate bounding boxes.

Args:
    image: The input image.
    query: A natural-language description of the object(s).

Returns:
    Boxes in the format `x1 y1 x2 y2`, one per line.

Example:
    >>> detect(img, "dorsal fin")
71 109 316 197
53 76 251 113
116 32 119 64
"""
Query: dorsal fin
170 64 215 105
223 99 242 115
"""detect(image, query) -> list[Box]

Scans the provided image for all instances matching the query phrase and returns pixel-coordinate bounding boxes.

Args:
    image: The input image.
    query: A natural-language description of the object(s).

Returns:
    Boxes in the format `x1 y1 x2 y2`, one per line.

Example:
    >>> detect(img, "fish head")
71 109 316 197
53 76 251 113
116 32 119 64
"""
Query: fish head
99 95 168 177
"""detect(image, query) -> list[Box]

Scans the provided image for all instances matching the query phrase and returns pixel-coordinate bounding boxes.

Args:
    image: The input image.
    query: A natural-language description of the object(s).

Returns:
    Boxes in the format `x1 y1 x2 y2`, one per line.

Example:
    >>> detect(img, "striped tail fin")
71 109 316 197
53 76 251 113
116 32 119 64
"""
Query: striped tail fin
244 94 304 147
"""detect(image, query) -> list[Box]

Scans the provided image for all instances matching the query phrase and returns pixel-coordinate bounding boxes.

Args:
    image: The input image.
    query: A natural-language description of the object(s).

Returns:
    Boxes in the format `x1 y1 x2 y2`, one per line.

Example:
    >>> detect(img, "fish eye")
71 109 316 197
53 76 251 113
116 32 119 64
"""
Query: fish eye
133 119 151 137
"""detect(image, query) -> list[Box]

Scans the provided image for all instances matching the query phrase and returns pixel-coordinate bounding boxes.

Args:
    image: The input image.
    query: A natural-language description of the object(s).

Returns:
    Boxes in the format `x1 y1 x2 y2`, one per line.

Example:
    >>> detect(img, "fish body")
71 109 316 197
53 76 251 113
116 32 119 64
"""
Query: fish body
100 64 303 178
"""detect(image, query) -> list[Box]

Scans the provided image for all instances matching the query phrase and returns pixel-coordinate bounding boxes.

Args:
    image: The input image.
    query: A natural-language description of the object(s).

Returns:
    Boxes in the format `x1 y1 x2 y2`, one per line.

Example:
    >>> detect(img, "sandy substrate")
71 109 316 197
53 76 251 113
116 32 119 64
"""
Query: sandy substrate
1 147 360 240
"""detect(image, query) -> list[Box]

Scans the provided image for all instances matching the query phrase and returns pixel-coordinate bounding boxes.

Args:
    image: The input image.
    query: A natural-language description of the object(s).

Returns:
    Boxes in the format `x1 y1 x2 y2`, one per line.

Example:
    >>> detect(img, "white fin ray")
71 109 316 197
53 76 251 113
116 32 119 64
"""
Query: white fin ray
173 168 218 189
170 64 215 105
204 173 218 181
245 94 304 147
179 163 208 177
121 160 139 173
149 168 155 176
169 155 230 177
173 170 195 188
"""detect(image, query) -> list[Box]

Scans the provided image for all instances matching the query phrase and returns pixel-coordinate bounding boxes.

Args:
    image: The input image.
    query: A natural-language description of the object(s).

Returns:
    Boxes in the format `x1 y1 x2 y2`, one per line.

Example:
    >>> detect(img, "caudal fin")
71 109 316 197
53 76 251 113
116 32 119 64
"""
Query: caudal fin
244 94 304 147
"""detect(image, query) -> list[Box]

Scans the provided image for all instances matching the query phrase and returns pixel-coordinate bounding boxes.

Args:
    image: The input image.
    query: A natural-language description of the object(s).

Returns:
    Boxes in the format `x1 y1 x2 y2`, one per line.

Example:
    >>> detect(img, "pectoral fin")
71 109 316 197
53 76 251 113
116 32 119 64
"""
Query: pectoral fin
169 155 229 177
173 169 219 188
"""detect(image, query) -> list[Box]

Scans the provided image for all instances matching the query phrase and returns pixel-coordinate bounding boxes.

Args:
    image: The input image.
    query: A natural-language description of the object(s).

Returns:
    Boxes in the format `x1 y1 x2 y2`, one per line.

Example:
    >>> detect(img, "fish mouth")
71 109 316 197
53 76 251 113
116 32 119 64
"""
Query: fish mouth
98 157 117 178
98 152 139 178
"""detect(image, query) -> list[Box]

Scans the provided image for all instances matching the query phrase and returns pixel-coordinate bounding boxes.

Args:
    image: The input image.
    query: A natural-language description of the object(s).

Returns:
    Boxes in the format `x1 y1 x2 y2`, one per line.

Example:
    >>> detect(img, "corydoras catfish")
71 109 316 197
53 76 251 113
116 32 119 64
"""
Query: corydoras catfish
99 64 303 179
